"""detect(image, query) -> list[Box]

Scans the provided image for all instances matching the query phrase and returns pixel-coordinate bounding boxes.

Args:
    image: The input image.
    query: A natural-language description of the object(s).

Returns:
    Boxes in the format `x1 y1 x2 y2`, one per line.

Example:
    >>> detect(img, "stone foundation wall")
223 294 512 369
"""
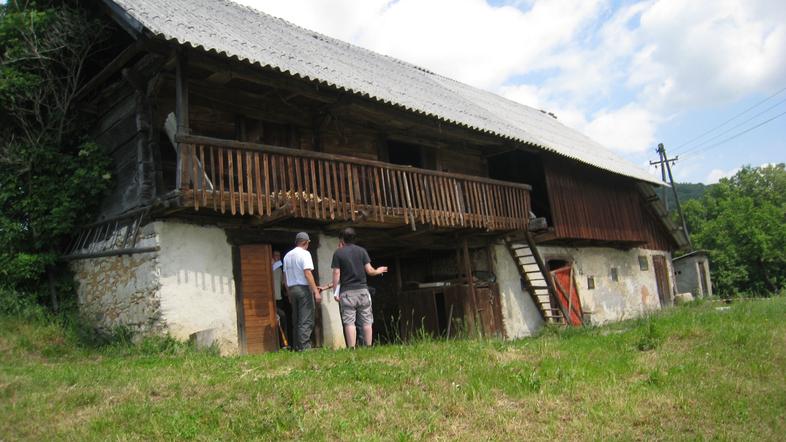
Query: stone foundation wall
70 223 164 336
71 221 240 354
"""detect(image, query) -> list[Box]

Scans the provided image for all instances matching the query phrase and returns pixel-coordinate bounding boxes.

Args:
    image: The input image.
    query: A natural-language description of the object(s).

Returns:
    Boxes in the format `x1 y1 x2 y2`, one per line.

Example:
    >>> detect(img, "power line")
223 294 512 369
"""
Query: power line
672 85 786 153
679 96 786 155
682 109 786 158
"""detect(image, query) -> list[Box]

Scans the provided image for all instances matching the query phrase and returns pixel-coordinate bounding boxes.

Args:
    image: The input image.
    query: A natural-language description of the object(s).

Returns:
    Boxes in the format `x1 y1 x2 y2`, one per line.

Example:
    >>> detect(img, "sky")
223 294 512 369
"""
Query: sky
235 0 786 184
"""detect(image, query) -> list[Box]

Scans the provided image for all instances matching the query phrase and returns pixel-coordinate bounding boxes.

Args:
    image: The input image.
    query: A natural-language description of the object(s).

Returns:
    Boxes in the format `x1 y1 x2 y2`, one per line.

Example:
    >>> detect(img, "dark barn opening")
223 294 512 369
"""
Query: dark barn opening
361 246 504 344
387 140 425 168
488 150 552 224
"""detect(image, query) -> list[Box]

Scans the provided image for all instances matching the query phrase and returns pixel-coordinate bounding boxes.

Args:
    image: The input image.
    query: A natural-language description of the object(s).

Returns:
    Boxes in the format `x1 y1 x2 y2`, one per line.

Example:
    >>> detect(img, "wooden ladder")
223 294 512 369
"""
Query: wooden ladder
505 231 564 324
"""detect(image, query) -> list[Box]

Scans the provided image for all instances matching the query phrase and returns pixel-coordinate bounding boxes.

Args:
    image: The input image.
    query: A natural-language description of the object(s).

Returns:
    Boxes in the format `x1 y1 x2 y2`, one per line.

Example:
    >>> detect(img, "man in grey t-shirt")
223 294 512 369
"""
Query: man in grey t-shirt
328 227 387 348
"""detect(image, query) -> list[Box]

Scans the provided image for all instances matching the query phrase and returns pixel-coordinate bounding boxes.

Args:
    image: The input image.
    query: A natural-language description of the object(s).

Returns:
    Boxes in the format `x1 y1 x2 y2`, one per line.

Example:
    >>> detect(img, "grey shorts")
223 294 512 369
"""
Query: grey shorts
340 288 373 326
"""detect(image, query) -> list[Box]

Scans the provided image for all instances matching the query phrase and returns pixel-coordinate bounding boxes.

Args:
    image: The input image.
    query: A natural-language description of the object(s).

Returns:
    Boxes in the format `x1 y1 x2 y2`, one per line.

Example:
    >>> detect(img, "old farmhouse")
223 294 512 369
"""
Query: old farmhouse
66 0 689 354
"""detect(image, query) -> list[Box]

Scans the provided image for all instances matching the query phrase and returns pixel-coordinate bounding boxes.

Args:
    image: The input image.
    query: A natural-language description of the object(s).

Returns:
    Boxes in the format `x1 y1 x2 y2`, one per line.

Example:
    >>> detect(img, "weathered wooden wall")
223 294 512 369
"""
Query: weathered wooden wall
543 156 675 250
91 53 165 218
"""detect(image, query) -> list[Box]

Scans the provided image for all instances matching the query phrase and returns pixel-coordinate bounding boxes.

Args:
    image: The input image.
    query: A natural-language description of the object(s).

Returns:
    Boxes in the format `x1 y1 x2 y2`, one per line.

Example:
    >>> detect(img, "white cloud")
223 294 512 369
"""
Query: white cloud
633 0 786 109
583 105 659 153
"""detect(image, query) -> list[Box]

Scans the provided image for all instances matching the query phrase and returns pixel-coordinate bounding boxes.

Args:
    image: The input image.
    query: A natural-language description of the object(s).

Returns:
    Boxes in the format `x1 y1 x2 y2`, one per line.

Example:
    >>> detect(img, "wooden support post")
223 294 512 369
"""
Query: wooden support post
461 238 482 337
395 256 403 293
175 50 190 190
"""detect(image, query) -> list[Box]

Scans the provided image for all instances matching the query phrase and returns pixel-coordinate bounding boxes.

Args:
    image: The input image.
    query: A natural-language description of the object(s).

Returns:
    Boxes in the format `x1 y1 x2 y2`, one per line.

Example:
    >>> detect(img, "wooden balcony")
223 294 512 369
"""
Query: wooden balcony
175 135 531 231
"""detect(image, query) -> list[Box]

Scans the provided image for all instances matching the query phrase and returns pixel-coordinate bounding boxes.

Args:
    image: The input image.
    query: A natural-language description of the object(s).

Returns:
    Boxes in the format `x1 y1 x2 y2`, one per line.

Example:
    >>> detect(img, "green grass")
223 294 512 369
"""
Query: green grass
2 297 785 441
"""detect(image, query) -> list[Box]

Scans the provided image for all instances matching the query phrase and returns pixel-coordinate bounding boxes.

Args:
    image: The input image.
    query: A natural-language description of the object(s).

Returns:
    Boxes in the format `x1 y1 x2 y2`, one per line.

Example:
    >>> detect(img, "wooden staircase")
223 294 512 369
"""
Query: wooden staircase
505 231 564 324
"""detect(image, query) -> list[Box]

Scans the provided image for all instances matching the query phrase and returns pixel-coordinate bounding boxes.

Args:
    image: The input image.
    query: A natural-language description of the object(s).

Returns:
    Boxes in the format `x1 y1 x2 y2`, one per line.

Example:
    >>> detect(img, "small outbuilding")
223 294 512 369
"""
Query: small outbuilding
672 251 713 298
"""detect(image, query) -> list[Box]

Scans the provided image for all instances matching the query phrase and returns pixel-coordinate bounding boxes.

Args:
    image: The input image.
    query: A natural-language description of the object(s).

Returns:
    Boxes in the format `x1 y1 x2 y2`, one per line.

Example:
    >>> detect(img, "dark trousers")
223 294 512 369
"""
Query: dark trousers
290 285 314 351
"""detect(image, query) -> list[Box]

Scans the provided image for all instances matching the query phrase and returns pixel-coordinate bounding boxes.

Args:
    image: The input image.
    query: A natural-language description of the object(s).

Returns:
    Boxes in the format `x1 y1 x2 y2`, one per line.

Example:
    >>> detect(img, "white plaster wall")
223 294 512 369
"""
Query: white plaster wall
537 246 673 325
316 233 346 349
492 244 545 338
156 221 239 354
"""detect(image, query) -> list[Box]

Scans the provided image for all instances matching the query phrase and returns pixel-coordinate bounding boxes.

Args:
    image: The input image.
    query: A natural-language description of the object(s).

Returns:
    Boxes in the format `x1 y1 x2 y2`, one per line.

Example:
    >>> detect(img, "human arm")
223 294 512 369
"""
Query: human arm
365 262 388 276
331 268 341 301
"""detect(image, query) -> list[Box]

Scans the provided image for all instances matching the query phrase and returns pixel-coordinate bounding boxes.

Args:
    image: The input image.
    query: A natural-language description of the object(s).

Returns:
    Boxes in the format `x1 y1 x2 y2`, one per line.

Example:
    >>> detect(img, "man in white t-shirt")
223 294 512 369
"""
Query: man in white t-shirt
283 232 321 351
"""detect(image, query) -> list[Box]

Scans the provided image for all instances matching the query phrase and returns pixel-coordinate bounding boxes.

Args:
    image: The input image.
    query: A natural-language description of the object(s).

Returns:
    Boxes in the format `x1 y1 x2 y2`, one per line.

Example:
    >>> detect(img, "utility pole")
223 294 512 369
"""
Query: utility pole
649 146 673 210
650 143 693 250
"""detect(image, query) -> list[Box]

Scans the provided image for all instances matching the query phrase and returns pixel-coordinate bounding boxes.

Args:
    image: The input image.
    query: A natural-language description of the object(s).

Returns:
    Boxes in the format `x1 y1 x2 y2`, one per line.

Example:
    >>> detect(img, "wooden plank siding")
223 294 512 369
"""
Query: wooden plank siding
176 134 532 232
543 157 675 250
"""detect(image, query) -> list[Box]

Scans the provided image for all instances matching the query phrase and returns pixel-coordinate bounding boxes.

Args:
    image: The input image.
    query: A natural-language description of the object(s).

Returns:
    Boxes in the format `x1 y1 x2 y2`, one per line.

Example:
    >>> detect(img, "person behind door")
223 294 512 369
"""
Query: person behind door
272 250 289 348
283 232 321 351
328 227 387 348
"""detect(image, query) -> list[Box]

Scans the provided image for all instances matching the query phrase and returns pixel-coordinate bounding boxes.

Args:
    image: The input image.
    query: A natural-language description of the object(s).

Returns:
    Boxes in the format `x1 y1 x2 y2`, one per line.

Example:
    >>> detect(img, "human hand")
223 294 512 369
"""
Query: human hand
313 288 322 304
378 266 388 275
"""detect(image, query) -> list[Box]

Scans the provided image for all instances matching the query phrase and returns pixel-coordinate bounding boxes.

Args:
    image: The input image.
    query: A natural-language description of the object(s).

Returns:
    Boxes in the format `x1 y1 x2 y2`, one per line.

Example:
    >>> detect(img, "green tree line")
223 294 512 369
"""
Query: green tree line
681 164 786 296
1 1 112 310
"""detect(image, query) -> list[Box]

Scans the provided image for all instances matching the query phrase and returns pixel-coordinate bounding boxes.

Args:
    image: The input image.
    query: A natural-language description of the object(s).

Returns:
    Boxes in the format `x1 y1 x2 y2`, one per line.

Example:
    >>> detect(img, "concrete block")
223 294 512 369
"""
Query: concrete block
189 328 220 350
674 292 694 305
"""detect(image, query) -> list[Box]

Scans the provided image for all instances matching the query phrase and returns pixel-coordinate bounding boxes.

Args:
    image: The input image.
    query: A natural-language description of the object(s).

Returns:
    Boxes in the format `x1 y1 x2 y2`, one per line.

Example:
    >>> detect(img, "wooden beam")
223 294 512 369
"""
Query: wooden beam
74 39 145 101
100 0 144 38
175 50 190 135
175 50 189 191
462 238 482 336
186 53 335 104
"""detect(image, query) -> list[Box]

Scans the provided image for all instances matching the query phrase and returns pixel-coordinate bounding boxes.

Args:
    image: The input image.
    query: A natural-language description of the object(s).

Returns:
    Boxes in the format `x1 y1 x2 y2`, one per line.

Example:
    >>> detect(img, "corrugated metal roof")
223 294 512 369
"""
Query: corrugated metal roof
108 0 662 184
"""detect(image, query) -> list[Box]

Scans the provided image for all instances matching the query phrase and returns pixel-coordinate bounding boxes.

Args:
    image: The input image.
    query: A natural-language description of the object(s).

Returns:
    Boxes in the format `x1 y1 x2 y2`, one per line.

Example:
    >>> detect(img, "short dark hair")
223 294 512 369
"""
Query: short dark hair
339 227 356 244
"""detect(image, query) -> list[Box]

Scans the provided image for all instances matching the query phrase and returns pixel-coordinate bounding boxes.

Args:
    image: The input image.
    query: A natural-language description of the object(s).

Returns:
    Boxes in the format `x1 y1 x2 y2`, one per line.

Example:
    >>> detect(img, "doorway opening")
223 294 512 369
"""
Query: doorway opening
488 150 552 224
387 140 425 168
363 246 504 344
230 230 322 354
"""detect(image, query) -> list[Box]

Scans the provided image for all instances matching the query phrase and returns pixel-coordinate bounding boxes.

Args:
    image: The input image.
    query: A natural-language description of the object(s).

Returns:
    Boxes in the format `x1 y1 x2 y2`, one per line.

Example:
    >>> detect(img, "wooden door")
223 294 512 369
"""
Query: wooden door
550 267 583 326
238 244 278 354
475 284 505 338
698 261 709 297
399 289 439 340
652 255 670 307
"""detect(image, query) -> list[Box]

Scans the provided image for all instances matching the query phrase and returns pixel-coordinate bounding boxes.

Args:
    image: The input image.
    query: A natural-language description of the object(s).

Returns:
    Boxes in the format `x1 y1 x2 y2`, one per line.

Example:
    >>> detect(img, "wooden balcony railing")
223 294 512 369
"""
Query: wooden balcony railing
176 135 531 231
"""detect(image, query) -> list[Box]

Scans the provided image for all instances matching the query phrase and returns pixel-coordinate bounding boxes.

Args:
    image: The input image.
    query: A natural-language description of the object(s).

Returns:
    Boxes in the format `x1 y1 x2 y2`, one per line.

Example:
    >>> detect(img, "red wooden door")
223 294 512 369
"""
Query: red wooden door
550 267 583 326
652 255 670 307
238 244 278 354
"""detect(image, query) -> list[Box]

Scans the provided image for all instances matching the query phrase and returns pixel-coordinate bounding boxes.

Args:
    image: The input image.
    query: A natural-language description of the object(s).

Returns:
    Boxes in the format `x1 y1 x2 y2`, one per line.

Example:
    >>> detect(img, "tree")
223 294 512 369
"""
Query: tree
683 164 786 296
0 1 112 308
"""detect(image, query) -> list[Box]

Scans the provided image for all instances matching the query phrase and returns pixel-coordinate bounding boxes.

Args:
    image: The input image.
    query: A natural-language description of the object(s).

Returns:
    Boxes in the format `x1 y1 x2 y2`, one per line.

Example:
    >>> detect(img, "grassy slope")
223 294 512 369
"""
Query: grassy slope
1 298 785 441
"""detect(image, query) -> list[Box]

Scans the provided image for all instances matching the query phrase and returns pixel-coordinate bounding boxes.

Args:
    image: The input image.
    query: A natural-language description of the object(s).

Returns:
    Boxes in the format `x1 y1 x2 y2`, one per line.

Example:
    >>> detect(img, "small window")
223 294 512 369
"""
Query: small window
587 276 595 290
610 267 619 282
638 256 649 271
